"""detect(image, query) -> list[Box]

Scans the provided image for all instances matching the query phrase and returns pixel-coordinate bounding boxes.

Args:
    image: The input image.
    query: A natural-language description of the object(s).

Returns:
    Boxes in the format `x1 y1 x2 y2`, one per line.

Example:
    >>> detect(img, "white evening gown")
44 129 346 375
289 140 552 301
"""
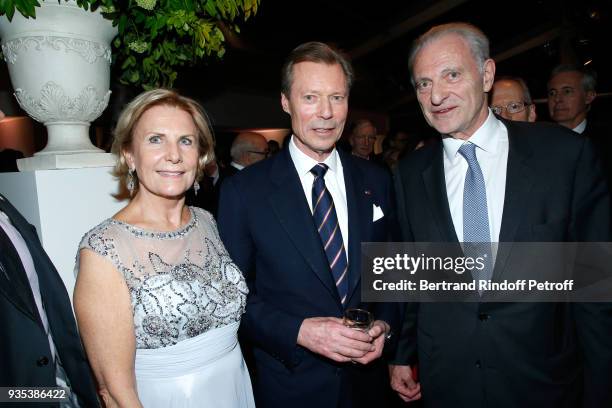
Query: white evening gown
77 207 255 407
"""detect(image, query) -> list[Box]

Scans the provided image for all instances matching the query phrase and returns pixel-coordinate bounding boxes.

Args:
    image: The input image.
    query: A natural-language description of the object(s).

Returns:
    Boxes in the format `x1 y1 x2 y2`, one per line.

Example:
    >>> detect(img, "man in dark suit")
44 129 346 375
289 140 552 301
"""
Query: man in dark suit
0 194 98 407
218 42 398 407
547 65 612 188
228 131 270 175
389 23 612 407
490 76 536 122
547 64 596 135
348 119 377 160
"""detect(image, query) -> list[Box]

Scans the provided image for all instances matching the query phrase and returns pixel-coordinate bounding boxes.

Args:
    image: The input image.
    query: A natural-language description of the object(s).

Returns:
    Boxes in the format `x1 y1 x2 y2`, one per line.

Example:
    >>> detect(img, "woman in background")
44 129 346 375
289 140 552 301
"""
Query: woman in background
74 89 254 407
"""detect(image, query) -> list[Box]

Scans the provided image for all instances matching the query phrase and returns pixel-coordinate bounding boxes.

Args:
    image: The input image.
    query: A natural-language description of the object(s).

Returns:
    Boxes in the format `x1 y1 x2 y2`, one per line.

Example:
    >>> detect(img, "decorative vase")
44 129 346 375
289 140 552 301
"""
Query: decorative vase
0 0 118 171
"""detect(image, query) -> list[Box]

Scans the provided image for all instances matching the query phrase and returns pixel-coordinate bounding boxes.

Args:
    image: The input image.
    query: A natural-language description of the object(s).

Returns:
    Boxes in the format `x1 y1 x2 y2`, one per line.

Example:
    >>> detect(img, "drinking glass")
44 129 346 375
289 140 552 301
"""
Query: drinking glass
343 308 373 331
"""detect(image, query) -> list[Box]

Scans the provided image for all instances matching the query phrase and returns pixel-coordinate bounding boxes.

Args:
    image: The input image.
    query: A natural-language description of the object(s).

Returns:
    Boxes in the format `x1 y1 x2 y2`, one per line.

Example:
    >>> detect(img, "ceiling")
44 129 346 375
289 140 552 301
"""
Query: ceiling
174 0 612 132
1 0 609 138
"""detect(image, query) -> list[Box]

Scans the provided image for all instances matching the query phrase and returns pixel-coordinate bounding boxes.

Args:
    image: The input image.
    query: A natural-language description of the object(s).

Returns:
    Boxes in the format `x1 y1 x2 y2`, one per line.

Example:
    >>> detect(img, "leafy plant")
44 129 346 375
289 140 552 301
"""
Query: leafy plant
0 0 259 89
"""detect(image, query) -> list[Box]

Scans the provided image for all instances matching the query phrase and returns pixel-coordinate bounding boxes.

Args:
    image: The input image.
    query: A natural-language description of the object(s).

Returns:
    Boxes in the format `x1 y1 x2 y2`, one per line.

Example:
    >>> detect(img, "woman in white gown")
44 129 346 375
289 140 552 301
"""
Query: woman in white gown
74 89 254 407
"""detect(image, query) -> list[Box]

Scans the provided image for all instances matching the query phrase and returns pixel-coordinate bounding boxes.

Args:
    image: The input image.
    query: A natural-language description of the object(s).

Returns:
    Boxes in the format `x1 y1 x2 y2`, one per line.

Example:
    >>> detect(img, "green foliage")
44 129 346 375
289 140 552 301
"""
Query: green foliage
0 0 260 89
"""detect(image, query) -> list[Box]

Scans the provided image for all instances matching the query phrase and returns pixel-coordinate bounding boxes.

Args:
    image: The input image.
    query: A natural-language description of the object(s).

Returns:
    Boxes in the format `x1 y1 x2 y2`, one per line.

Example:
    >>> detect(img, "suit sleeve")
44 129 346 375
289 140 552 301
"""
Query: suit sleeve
569 137 612 407
370 170 403 353
218 176 305 367
389 166 419 365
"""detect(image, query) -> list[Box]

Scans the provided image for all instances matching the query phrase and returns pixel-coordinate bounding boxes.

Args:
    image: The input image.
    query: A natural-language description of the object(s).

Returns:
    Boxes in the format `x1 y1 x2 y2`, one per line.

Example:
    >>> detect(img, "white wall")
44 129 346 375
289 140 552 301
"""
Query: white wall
0 167 125 300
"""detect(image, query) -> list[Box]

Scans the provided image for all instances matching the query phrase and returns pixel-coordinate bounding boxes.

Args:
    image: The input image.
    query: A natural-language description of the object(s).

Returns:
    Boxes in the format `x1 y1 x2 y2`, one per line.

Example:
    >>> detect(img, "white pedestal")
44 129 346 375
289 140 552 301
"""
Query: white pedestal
0 167 126 300
17 152 116 171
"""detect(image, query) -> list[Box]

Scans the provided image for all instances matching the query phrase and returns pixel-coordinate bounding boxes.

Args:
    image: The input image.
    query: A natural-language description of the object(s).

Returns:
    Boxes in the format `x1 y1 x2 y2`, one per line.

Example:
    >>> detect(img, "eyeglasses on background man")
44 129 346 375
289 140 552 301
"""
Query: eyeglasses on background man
491 101 530 116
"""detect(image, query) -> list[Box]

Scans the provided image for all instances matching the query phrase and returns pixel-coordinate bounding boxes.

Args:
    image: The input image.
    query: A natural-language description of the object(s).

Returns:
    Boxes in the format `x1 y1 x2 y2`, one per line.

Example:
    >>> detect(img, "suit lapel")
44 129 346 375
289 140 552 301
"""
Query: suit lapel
422 142 460 243
0 196 43 324
267 149 341 305
0 261 40 322
340 152 371 304
494 122 534 279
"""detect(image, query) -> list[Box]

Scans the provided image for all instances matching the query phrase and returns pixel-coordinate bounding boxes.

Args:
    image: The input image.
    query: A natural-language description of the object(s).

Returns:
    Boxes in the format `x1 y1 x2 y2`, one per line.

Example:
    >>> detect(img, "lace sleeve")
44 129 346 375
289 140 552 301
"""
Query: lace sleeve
75 219 121 276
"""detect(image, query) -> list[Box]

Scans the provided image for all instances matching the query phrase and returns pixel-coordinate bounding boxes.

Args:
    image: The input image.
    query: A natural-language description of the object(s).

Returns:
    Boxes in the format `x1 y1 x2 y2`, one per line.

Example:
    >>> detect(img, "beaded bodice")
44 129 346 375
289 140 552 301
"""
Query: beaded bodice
77 207 247 349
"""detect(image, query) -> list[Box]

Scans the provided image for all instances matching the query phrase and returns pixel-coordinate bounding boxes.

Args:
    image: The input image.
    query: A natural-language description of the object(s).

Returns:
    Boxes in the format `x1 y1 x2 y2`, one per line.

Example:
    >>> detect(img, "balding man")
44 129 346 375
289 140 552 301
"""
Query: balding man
348 119 377 160
228 132 269 175
490 76 536 122
187 132 268 216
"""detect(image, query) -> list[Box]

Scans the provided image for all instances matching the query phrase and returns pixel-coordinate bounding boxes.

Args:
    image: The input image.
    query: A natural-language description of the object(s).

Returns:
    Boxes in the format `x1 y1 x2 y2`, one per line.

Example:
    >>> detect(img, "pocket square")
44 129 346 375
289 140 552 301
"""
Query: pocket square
373 204 384 222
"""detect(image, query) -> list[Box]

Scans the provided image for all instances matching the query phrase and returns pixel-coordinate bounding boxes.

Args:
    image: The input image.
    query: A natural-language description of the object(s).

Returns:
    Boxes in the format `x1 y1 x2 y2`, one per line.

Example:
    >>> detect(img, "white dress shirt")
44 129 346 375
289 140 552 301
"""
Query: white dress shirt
230 161 245 171
573 119 587 134
289 136 349 257
442 109 508 243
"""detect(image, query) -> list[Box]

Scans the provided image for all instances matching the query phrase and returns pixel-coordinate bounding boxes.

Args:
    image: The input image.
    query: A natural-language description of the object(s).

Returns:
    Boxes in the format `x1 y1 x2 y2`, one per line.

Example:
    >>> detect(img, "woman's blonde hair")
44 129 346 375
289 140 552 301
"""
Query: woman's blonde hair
111 89 215 195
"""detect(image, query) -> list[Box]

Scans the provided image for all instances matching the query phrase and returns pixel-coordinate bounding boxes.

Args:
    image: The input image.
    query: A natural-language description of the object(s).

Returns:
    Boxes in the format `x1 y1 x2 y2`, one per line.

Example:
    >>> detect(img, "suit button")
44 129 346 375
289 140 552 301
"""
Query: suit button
478 313 490 321
36 356 49 367
475 360 481 369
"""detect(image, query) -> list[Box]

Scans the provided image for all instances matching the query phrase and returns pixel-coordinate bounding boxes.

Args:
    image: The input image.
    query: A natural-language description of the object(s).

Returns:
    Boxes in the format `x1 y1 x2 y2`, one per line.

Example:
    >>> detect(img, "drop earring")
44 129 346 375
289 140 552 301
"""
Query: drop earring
127 168 135 197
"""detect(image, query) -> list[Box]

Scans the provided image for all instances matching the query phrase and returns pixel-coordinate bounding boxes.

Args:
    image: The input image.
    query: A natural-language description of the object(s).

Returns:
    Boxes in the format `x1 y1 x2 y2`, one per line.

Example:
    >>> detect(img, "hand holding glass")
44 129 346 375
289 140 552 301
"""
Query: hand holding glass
343 308 373 331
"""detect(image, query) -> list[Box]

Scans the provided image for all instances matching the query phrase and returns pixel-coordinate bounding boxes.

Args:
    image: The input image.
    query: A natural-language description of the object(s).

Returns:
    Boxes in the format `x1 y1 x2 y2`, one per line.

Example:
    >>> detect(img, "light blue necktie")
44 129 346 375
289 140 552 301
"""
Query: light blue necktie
458 143 493 288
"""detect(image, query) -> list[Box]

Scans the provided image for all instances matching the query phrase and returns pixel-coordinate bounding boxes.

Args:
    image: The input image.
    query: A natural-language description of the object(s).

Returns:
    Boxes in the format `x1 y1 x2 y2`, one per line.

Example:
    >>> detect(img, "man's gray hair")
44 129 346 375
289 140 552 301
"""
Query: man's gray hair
408 22 490 85
494 76 533 104
549 64 597 93
230 132 263 162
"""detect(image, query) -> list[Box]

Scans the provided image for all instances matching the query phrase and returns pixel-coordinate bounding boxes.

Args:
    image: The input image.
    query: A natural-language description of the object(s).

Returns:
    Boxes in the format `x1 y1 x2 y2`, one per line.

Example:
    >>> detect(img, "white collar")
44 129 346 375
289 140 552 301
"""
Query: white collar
230 161 245 170
443 109 502 160
288 135 340 176
573 119 587 134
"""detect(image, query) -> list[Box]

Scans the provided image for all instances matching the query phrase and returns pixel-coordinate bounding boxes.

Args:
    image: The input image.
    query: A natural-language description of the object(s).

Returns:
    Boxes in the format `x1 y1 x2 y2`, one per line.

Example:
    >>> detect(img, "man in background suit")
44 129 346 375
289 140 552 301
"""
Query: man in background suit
490 76 536 122
348 119 377 160
218 41 398 407
0 194 98 407
547 64 596 135
228 131 270 176
547 64 612 187
390 23 612 407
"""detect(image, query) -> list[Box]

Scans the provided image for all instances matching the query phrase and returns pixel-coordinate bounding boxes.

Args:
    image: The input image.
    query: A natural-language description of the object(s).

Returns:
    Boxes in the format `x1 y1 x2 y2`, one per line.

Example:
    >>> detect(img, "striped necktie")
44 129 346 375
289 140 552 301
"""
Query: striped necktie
310 163 349 306
458 143 493 290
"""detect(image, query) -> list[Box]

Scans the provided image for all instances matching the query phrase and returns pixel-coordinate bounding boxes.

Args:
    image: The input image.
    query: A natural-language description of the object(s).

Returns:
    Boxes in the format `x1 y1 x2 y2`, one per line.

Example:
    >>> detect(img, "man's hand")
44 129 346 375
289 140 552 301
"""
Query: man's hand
352 320 388 364
389 364 421 402
297 317 375 362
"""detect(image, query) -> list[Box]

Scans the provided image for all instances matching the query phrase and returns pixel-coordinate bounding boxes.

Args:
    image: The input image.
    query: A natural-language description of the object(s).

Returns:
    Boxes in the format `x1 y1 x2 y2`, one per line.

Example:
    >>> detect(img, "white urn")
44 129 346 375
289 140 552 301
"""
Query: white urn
0 0 118 171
